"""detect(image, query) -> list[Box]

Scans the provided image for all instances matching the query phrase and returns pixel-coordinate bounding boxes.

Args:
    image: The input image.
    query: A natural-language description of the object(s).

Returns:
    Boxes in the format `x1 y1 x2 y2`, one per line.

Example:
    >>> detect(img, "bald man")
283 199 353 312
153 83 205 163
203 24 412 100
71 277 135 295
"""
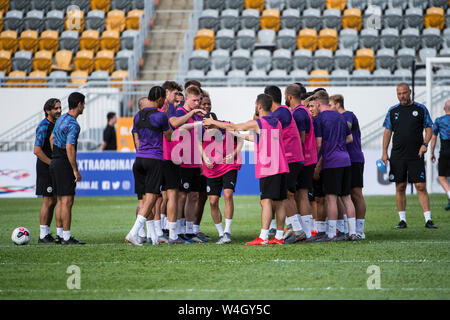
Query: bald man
382 83 437 229
431 100 450 210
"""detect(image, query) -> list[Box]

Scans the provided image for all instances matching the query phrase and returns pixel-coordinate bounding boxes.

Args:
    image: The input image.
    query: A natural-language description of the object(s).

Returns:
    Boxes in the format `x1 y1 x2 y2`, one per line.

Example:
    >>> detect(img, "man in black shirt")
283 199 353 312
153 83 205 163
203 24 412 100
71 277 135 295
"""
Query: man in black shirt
382 83 437 229
101 112 117 151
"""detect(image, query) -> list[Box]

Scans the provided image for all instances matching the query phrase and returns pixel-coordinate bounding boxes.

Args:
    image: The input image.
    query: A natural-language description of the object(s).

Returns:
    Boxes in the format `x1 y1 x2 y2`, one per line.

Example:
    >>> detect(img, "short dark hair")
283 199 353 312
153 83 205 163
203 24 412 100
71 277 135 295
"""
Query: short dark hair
176 92 184 99
43 98 61 116
256 93 273 112
68 92 85 110
184 80 201 89
304 92 314 99
264 85 282 104
204 112 218 120
185 85 202 97
286 84 303 100
107 112 116 121
313 87 327 94
162 80 182 92
148 86 166 102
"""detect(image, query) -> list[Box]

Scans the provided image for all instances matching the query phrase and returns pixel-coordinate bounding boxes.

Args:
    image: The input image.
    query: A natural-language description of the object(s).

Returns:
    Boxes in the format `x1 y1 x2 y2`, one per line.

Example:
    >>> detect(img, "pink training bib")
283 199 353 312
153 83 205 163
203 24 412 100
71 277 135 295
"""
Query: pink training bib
293 105 318 166
278 105 304 164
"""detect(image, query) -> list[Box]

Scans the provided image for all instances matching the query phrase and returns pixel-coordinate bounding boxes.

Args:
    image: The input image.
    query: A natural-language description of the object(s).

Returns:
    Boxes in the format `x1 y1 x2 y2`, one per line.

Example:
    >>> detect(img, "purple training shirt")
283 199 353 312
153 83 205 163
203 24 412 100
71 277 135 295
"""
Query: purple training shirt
341 110 365 164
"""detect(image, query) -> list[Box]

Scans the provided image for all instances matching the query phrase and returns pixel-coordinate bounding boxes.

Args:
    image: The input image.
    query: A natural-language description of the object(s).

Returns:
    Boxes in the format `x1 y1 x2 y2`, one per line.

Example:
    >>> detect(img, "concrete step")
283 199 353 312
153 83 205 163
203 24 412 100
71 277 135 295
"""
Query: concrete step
153 11 190 30
142 52 179 69
158 0 194 10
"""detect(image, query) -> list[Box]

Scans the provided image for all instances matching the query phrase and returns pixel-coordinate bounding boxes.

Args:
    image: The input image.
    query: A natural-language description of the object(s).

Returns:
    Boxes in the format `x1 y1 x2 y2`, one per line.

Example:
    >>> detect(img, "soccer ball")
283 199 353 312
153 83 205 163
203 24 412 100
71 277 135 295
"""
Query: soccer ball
11 227 31 245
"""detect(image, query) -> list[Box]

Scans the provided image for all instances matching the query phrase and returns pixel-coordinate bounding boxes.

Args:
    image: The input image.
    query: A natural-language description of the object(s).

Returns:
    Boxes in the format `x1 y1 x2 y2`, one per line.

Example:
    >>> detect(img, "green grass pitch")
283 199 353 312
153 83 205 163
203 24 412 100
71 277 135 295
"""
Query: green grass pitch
0 194 449 300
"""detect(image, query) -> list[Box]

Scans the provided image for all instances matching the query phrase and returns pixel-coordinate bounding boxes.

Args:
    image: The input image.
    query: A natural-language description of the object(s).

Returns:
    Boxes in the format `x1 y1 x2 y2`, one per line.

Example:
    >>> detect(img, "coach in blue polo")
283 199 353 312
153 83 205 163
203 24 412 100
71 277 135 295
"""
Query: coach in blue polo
382 83 437 229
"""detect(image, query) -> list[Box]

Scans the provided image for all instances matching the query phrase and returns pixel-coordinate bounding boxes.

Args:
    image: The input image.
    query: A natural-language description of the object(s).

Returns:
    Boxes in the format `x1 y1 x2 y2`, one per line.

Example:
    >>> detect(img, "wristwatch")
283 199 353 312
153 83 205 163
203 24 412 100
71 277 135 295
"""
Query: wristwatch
423 142 429 147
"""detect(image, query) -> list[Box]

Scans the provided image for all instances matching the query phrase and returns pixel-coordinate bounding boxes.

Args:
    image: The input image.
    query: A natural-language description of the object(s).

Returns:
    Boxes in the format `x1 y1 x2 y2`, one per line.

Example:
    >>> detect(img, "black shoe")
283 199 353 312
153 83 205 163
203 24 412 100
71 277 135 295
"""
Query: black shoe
425 220 438 229
163 229 169 237
395 220 407 229
446 201 450 211
61 236 85 245
54 235 63 244
311 232 327 242
38 234 55 243
346 234 358 241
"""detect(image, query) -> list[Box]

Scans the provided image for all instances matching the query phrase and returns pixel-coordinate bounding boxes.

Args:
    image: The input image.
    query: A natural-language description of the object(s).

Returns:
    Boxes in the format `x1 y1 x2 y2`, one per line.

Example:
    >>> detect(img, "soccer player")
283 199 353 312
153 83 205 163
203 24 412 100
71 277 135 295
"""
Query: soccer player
174 92 184 108
430 100 450 210
313 90 357 241
203 93 289 245
330 94 367 239
34 98 62 243
382 83 437 229
49 92 85 245
100 112 117 151
264 85 306 243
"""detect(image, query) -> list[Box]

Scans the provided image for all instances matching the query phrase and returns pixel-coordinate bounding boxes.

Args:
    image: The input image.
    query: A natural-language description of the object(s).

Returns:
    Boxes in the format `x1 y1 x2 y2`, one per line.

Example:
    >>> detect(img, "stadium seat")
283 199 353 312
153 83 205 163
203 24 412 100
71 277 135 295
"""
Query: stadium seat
73 49 94 73
301 8 321 31
210 49 230 71
325 0 345 10
230 49 251 72
51 0 70 11
225 0 244 11
28 70 47 87
419 47 437 63
354 48 375 72
59 30 79 53
187 69 205 79
396 48 416 70
318 29 338 51
247 67 267 79
267 0 285 11
338 28 358 50
407 0 428 9
48 70 68 87
359 28 379 51
24 10 44 33
110 69 129 88
384 8 403 30
215 29 235 52
430 0 448 10
342 9 362 31
189 49 210 72
105 10 126 32
400 28 420 50
85 10 106 33
120 29 138 50
371 0 388 10
380 28 400 50
313 49 333 72
0 71 5 86
425 7 445 30
268 68 288 79
286 0 305 10
252 49 271 72
373 68 392 82
443 28 450 48
6 70 27 87
307 0 325 11
393 68 412 80
0 0 8 13
281 9 301 32
389 0 407 9
334 48 353 72
422 28 442 49
244 0 264 11
69 70 88 87
9 0 30 11
131 0 144 10
199 9 220 33
272 48 291 71
111 0 131 12
240 9 260 31
346 0 366 10
12 50 32 73
440 47 450 57
65 9 85 33
322 9 341 31
309 69 329 86
94 50 115 73
39 30 59 53
90 70 110 85
19 30 38 53
330 68 349 85
404 7 424 30
0 30 18 53
32 50 53 73
350 69 371 84
292 49 312 72
257 29 276 46
72 0 91 13
3 10 24 33
80 30 100 52
220 9 239 32
297 28 317 51
375 48 395 72
114 49 133 71
53 50 73 71
260 9 280 31
0 11 3 32
194 29 215 52
290 68 308 80
100 30 120 52
276 28 296 52
45 10 65 33
236 29 256 51
0 49 11 73
91 0 111 12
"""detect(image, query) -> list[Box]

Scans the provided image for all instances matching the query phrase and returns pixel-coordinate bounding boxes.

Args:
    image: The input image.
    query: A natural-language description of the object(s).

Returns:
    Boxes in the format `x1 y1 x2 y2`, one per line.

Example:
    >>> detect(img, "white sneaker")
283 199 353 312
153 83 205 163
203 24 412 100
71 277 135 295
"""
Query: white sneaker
223 232 232 243
356 232 366 240
152 236 160 245
125 233 143 246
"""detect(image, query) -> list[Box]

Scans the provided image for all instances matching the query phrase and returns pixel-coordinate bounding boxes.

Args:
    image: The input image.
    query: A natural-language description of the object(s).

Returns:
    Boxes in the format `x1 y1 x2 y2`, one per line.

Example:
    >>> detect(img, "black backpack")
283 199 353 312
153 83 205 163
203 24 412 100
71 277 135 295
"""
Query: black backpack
135 108 161 132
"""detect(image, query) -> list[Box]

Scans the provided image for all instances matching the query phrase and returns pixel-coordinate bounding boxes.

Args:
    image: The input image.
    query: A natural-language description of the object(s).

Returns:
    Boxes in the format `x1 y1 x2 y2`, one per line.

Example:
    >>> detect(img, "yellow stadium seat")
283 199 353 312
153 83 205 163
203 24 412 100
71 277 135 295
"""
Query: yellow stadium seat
90 0 110 12
80 30 100 52
126 10 144 30
69 70 89 88
39 30 59 53
73 50 94 73
260 9 280 31
65 9 85 33
32 50 53 74
28 70 47 88
297 29 318 51
0 11 3 33
110 69 129 89
194 29 215 52
6 70 27 88
244 0 264 11
105 10 126 32
342 8 362 31
19 30 39 53
53 50 73 71
326 0 346 10
0 49 11 73
0 30 18 53
100 30 120 52
0 0 8 13
424 7 445 30
94 50 114 73
354 48 375 71
309 70 329 86
318 28 338 51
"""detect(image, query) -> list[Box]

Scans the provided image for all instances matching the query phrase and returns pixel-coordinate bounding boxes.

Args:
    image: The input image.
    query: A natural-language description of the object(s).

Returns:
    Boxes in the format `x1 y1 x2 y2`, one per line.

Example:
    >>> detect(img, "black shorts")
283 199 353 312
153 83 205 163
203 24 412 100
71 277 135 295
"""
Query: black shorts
389 158 426 183
199 175 207 193
351 162 364 188
260 173 287 201
36 160 54 196
438 155 450 177
312 174 325 199
133 157 163 195
49 158 76 196
287 161 303 193
206 169 238 197
162 160 180 191
296 163 315 190
179 167 202 192
322 166 351 196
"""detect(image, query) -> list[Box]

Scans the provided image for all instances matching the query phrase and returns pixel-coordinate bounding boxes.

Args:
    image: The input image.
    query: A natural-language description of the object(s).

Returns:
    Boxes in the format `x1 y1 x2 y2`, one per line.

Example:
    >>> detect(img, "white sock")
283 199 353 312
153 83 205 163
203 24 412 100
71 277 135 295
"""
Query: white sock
317 221 327 233
176 219 183 235
154 220 163 237
160 214 167 229
291 215 303 232
328 220 337 238
285 215 292 226
186 221 194 234
224 219 232 234
447 191 450 199
215 223 224 237
424 211 431 222
269 219 276 230
301 215 311 238
168 222 177 240
308 215 314 232
40 225 49 239
275 230 284 240
356 219 365 234
343 214 348 233
130 215 146 237
348 217 356 235
313 220 318 231
146 220 157 242
336 220 345 233
57 227 63 237
259 229 269 240
193 224 200 234
138 225 146 238
63 230 71 241
398 211 406 222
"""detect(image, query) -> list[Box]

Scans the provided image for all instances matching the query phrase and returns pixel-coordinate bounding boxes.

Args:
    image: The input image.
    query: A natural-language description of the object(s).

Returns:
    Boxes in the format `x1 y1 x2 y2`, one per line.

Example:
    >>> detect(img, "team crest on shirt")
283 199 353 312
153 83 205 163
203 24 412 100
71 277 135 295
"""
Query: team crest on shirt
183 182 190 190
412 111 418 117
389 174 395 181
47 186 53 193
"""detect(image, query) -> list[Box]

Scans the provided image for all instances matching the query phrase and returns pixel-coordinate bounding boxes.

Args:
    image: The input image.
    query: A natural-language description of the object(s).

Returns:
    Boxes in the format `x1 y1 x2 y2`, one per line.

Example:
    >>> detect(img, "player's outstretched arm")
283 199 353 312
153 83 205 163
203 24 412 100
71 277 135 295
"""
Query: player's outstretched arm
203 118 260 134
169 109 206 129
